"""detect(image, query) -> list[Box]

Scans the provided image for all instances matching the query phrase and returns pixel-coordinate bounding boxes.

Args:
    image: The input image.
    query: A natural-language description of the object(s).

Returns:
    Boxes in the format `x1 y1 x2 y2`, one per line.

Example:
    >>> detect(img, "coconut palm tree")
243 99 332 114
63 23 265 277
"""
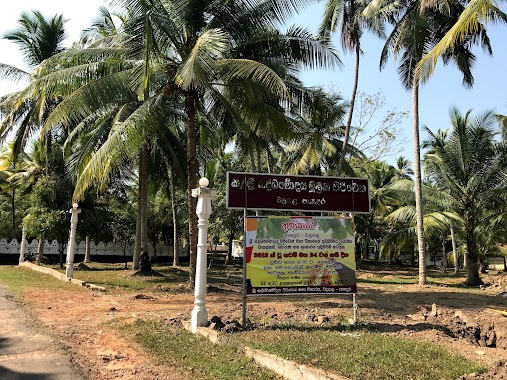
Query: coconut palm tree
284 88 363 175
26 0 340 283
416 0 507 81
0 11 67 241
382 179 462 266
395 156 414 179
379 0 494 284
424 107 507 285
356 160 406 260
0 11 67 153
320 0 385 176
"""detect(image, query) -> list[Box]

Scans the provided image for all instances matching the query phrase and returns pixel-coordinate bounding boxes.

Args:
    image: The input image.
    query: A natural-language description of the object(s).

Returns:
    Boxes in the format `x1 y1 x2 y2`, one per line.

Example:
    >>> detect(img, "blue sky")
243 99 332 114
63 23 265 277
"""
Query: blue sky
292 4 507 164
0 1 505 166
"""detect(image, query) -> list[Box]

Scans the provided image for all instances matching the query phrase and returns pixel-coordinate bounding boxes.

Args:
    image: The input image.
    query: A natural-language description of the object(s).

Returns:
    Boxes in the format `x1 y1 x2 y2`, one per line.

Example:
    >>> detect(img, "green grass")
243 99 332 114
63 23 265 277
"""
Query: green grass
48 262 190 293
116 319 280 380
0 266 77 294
233 327 484 380
358 272 486 293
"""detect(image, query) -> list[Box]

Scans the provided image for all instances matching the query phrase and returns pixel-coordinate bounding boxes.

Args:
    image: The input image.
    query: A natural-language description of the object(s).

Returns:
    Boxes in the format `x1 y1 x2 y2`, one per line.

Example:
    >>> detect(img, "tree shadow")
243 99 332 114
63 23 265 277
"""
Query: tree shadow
0 336 9 351
359 278 416 285
0 365 56 380
357 288 507 314
0 337 62 379
259 320 458 339
303 301 351 309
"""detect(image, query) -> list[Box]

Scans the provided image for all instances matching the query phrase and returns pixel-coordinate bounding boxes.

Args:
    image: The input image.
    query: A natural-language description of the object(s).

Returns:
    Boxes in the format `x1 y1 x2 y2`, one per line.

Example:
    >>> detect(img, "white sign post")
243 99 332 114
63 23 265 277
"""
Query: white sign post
65 203 81 280
191 177 216 333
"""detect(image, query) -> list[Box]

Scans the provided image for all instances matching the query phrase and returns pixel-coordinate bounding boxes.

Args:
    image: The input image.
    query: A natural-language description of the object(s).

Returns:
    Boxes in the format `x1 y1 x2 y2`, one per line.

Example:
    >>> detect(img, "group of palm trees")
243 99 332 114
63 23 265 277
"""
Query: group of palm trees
0 0 505 286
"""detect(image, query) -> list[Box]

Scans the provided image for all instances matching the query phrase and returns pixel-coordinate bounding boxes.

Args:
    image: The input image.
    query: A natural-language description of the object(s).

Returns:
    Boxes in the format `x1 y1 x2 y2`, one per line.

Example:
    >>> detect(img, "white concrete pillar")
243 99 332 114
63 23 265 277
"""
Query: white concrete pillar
191 177 216 333
19 228 26 264
65 203 81 279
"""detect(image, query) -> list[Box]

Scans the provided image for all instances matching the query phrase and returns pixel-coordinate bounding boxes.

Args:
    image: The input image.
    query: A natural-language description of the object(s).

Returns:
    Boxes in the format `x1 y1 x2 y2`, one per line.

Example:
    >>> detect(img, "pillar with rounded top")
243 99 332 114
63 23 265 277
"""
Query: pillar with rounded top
65 203 81 280
191 177 216 333
19 228 26 264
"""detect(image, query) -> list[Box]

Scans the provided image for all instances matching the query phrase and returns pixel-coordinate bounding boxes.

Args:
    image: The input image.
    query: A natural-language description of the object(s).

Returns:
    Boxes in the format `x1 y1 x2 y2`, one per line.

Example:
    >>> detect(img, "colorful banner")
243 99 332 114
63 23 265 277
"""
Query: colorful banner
245 216 357 296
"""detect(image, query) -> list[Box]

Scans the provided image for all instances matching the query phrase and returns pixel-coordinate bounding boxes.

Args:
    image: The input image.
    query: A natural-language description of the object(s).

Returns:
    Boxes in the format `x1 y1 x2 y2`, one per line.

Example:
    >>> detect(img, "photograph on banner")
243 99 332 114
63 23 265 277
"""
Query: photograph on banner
245 216 357 296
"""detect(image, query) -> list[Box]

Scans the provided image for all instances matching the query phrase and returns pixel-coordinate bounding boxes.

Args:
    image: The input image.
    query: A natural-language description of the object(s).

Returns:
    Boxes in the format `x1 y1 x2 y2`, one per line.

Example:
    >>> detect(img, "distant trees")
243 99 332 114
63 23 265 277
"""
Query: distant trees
424 108 507 285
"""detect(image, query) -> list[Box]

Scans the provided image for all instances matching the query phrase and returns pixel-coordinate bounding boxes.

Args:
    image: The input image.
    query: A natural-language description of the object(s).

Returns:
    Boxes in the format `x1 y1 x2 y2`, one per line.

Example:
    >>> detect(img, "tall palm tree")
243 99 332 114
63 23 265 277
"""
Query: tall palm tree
424 108 507 285
27 0 340 284
0 11 67 241
379 0 494 284
320 0 384 175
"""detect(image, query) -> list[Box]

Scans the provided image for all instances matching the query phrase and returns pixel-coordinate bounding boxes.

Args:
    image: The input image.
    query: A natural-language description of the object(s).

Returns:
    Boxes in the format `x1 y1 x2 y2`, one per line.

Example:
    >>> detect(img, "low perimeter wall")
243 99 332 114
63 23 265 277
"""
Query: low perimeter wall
0 238 189 264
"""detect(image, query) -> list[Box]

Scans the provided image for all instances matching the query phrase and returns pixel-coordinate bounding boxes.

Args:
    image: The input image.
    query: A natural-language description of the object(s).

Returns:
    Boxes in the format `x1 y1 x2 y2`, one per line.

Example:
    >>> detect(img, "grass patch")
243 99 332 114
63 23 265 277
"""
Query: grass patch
233 327 484 380
48 262 190 293
0 266 76 294
116 319 279 380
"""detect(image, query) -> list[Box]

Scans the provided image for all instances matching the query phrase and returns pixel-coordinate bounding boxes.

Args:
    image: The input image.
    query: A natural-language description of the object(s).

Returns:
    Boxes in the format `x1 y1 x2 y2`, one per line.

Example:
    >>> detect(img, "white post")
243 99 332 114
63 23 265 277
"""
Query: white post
65 203 81 280
19 228 26 264
191 177 216 333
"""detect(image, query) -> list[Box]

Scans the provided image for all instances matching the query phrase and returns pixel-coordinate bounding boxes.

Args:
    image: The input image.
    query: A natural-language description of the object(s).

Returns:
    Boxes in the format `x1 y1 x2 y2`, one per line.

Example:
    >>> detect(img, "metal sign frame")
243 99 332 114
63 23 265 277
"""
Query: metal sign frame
228 171 367 327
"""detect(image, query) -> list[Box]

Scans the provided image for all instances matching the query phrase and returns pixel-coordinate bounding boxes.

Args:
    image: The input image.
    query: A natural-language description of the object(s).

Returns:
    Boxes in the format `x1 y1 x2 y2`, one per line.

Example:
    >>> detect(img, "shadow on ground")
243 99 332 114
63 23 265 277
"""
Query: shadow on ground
0 365 56 380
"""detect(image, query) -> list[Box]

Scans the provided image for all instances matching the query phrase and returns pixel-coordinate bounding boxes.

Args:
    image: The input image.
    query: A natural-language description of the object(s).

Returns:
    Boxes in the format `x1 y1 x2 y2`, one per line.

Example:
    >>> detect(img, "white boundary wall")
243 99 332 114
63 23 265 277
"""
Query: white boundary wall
0 238 188 257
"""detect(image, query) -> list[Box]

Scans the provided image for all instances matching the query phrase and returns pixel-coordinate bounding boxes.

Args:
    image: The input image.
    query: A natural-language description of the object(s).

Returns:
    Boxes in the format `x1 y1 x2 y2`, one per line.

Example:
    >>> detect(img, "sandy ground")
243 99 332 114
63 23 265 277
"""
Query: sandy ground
10 265 507 379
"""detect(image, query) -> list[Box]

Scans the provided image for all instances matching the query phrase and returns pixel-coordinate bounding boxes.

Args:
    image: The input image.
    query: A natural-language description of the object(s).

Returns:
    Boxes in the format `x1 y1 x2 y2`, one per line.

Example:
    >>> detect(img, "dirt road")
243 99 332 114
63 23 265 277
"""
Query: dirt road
0 285 85 379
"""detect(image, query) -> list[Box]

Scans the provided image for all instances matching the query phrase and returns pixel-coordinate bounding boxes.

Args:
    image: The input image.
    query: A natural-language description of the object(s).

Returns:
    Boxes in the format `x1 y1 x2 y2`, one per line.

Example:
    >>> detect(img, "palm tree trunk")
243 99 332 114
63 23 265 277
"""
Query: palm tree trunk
442 237 447 273
133 156 142 270
170 172 179 266
140 144 149 257
362 213 374 260
412 79 427 285
84 235 91 263
362 233 370 260
266 147 272 173
152 240 158 262
133 207 141 269
11 189 15 236
249 148 256 172
466 254 482 285
37 237 44 265
45 133 52 176
11 160 16 237
256 142 262 173
451 227 458 274
248 147 263 216
465 216 483 285
337 43 360 176
59 242 65 269
186 93 198 286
